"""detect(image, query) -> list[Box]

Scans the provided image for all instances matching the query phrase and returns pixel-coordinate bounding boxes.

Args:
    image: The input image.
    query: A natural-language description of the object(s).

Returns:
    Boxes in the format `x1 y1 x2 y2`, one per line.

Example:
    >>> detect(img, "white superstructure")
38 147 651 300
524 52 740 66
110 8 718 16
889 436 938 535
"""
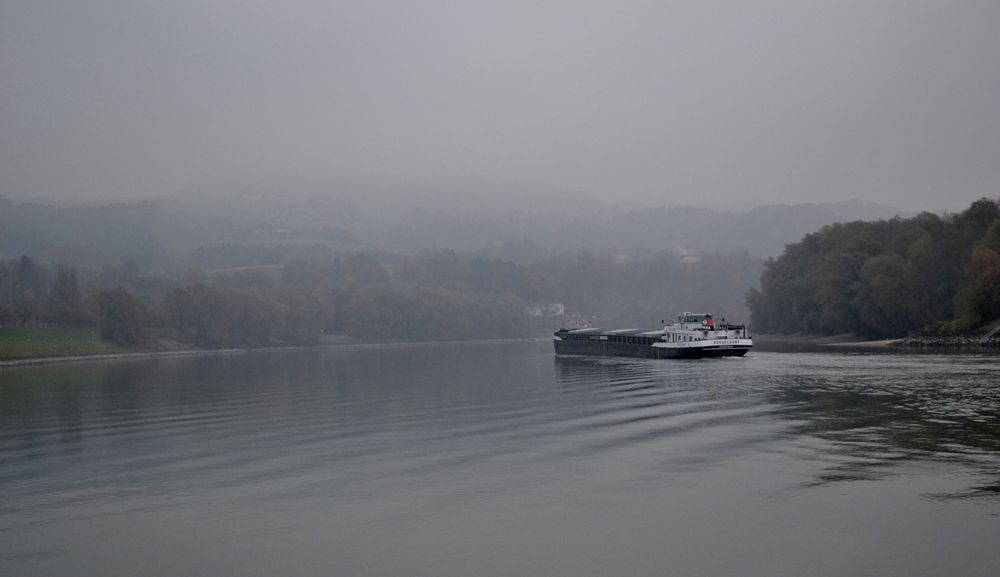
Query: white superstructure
652 312 752 353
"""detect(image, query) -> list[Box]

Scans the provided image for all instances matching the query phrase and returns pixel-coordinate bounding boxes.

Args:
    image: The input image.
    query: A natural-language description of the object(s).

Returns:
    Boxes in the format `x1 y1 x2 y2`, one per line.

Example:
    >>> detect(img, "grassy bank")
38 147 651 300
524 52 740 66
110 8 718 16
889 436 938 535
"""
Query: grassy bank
0 327 124 361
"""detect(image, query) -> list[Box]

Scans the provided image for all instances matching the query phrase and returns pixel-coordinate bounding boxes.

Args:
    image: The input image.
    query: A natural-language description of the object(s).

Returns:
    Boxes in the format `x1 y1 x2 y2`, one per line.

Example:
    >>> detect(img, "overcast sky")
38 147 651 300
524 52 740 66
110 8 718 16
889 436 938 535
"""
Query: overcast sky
2 0 998 211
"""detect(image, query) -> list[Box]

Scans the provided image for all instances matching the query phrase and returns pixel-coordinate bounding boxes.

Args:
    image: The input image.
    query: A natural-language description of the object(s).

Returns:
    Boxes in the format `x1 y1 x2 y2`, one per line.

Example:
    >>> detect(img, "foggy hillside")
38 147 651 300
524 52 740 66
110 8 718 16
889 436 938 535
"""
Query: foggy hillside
0 193 905 268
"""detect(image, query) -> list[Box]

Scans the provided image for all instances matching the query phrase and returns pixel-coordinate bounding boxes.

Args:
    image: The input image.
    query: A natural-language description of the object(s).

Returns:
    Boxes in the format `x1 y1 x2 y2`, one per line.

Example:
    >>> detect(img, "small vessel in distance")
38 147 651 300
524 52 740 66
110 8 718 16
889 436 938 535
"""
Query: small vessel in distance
553 312 752 359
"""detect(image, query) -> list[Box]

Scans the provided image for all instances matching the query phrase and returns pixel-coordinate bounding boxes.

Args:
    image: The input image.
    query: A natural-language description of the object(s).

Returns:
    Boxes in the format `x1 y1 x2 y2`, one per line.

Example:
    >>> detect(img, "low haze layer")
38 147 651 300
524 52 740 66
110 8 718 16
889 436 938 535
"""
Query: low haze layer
2 1 999 211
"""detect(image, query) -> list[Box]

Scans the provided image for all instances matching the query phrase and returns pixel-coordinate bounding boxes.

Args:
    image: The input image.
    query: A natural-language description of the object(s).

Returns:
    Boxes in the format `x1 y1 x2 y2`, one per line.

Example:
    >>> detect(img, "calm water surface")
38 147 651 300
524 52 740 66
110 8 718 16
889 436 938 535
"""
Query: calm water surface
2 341 999 576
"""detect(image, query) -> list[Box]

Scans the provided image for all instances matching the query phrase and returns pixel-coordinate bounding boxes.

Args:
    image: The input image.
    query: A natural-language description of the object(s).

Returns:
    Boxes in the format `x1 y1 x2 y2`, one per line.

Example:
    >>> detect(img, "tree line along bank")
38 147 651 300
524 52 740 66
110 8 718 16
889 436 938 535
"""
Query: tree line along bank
0 250 760 353
747 198 1000 338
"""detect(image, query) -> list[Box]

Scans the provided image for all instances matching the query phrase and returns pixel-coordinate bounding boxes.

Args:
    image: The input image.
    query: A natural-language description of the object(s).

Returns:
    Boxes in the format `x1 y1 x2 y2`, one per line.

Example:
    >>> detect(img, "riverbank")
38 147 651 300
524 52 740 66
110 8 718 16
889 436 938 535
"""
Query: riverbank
755 330 1000 351
0 329 547 369
0 327 127 361
0 347 265 368
0 327 341 367
896 333 1000 348
752 333 901 350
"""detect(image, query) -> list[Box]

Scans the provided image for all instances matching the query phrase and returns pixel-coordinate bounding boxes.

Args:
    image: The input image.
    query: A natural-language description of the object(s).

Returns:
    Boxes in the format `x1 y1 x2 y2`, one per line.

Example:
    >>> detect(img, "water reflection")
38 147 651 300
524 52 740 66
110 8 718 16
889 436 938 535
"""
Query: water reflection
2 344 1000 577
552 354 784 480
767 356 1000 497
553 352 1000 499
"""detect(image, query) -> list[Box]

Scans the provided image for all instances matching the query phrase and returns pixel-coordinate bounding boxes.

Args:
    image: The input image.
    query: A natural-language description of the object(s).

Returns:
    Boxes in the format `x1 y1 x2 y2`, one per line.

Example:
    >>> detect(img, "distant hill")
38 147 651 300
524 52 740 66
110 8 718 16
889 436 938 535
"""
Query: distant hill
0 193 905 268
370 199 906 259
0 197 167 266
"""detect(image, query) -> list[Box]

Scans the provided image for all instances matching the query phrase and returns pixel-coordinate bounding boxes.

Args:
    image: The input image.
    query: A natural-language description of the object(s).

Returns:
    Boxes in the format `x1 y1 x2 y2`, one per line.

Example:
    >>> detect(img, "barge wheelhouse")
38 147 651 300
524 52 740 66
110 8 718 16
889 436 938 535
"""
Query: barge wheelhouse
553 312 752 359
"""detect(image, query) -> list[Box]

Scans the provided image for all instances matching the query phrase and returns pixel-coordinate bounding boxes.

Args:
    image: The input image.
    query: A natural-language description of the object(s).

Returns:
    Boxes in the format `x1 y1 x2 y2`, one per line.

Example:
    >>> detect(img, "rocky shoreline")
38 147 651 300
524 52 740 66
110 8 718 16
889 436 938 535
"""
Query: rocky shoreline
895 333 1000 349
753 332 1000 351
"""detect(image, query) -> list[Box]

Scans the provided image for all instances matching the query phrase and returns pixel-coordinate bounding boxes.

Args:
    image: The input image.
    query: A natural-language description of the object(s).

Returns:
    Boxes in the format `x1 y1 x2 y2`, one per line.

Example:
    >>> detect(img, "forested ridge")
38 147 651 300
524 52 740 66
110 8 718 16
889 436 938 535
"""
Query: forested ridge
747 198 1000 337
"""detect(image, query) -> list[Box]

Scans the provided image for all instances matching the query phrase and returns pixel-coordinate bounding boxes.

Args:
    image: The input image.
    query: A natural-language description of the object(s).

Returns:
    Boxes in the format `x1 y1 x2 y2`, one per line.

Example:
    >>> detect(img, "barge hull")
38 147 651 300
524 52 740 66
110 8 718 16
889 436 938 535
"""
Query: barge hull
553 339 749 359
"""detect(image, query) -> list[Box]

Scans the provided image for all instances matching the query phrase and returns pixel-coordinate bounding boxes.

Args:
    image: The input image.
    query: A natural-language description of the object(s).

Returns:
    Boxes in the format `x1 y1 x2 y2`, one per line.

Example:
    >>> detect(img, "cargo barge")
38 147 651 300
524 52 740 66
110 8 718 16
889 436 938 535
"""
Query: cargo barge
553 312 751 359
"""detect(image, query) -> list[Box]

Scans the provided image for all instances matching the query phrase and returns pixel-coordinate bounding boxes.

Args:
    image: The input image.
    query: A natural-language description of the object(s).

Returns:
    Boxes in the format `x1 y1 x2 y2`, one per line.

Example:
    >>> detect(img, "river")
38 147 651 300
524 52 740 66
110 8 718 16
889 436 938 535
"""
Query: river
2 341 999 576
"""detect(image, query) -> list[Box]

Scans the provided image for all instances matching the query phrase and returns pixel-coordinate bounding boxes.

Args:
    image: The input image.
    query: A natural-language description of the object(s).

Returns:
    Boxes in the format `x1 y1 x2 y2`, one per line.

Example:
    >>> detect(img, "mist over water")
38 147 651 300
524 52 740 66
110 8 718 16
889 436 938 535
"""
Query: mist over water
2 342 999 576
